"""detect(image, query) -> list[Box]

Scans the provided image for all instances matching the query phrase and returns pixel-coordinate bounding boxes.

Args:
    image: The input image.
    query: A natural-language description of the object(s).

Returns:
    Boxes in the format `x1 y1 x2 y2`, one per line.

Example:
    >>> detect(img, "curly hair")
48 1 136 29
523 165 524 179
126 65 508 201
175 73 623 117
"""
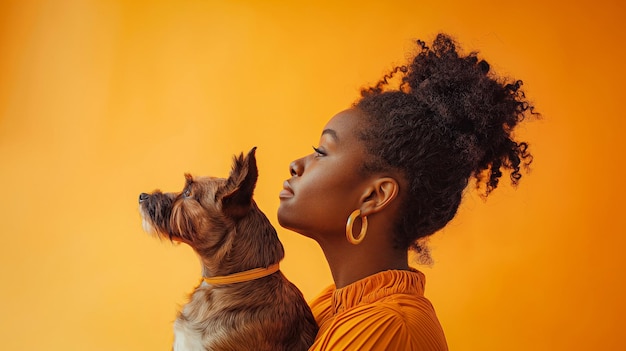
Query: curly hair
355 33 537 258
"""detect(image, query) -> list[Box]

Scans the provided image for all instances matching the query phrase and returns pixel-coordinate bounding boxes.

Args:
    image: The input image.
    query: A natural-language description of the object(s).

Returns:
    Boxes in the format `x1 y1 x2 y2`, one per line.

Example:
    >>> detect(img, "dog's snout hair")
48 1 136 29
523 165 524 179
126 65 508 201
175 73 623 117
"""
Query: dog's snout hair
139 191 177 238
138 147 318 351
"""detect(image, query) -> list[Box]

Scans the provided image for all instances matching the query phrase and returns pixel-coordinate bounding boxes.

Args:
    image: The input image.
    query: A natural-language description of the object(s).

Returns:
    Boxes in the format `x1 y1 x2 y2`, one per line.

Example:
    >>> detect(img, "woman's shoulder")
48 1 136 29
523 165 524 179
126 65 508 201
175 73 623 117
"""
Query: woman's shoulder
309 269 444 330
308 271 448 350
310 293 448 351
342 290 441 327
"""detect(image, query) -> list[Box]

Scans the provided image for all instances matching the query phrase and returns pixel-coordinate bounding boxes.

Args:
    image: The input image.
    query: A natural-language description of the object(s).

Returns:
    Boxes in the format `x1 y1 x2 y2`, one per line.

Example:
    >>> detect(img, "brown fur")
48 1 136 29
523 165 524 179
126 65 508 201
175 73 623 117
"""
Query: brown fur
138 147 318 351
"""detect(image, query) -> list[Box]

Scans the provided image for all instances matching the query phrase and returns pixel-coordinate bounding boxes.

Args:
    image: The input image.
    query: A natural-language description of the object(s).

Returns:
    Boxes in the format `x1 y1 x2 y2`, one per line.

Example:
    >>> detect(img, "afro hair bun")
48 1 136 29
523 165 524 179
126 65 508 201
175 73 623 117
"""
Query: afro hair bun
356 33 538 253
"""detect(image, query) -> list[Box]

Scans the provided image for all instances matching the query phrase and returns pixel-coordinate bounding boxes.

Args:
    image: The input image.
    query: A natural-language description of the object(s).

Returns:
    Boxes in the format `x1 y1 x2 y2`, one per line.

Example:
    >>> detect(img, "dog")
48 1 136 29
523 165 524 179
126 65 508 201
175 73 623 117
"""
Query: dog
138 147 318 351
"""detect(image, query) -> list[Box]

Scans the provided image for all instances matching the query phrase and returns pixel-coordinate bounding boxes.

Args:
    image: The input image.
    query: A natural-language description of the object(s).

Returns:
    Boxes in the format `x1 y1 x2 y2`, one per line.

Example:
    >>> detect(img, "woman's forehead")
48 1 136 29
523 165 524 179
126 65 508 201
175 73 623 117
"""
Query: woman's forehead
322 108 367 140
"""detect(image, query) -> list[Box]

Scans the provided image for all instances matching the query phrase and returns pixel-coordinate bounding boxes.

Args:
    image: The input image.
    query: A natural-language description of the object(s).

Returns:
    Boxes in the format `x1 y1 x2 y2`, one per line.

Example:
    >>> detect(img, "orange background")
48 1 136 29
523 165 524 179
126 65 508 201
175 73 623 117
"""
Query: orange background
1 1 624 350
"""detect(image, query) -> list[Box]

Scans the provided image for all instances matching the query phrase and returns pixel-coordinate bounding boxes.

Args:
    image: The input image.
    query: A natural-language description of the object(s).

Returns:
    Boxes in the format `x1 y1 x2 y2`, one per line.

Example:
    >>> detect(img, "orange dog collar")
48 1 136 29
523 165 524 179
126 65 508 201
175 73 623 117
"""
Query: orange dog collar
202 263 280 285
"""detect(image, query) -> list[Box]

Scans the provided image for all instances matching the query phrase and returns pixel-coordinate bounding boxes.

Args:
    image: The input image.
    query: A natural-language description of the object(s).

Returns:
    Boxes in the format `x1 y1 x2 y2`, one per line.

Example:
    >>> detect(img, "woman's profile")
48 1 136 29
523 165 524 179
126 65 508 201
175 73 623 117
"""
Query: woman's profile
278 33 536 350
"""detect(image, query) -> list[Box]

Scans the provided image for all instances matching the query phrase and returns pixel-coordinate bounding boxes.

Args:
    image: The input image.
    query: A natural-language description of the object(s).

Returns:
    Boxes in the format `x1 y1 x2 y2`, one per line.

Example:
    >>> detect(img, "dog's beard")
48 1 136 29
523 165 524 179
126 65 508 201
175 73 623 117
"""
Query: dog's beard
139 199 201 244
138 203 173 241
139 192 178 241
139 205 159 235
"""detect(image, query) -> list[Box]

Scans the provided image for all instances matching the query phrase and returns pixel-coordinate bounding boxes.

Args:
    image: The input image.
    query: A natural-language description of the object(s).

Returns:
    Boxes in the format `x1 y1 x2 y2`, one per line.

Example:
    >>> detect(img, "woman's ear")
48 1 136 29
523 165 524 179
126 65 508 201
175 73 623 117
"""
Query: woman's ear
359 177 400 216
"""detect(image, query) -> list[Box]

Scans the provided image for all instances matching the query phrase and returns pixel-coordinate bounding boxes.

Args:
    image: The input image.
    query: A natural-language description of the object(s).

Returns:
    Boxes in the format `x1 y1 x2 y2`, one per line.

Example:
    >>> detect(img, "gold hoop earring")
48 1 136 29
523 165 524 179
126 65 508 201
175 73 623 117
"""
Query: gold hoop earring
346 209 368 245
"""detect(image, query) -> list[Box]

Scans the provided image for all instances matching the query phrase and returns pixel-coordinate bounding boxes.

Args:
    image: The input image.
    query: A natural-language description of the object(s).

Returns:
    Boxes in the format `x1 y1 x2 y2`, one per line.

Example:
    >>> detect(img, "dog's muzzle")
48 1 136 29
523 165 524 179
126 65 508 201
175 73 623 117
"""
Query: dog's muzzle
139 193 149 203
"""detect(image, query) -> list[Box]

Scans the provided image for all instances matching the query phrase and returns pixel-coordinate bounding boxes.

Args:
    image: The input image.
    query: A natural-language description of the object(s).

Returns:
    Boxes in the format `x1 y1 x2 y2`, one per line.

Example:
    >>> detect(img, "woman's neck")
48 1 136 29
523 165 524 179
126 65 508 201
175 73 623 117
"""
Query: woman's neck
319 238 409 289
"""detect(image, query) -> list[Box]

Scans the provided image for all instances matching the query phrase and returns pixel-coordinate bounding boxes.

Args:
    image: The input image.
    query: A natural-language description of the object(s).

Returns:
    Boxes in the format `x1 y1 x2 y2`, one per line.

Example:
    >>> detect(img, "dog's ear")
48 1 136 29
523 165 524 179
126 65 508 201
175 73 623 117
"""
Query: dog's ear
218 147 258 219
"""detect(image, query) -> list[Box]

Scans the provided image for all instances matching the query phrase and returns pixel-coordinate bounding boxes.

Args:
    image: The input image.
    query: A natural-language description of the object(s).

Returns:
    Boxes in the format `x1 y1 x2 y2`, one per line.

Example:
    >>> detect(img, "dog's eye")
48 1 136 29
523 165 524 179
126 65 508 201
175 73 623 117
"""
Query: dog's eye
183 188 192 198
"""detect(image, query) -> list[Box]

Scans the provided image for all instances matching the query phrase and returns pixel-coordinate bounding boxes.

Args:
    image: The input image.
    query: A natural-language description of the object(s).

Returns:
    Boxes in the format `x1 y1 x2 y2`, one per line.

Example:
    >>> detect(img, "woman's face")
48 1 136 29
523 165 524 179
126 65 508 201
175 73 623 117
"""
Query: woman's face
277 108 374 243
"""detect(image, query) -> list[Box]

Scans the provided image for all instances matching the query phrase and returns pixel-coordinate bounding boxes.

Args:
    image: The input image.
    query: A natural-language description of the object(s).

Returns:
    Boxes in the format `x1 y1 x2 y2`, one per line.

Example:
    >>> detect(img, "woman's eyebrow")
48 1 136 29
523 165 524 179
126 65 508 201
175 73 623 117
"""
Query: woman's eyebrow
321 128 339 142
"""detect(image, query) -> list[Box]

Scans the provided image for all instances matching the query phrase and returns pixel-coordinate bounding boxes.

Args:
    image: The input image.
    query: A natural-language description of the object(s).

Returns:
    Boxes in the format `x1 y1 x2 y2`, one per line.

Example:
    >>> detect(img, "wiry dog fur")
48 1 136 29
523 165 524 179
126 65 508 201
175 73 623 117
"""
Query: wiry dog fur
138 147 318 351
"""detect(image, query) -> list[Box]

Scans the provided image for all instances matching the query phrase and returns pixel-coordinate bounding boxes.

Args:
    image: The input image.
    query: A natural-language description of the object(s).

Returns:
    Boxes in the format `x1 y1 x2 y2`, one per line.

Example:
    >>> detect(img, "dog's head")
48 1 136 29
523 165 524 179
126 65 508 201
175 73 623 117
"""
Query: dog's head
138 148 278 267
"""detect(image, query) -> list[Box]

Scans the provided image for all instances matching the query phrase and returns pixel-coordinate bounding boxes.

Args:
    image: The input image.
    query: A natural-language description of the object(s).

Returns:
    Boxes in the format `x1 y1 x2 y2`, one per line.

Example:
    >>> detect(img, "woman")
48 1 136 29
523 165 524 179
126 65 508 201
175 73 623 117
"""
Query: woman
277 33 535 350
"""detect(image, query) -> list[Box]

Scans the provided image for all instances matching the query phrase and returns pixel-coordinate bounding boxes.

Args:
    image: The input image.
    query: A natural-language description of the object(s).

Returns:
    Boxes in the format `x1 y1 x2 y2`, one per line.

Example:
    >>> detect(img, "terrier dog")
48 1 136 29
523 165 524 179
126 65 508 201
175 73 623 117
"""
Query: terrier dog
138 147 318 351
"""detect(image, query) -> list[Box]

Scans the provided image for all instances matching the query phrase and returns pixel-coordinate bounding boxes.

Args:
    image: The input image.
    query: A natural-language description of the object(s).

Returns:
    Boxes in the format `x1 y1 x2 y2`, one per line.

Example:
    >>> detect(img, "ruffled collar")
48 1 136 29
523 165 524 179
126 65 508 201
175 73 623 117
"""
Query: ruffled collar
331 269 426 314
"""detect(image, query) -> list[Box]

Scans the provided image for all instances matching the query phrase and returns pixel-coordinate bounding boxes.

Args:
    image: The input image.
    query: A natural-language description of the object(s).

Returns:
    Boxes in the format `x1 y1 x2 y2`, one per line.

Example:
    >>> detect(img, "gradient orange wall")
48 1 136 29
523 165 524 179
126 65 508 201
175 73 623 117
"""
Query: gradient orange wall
1 1 624 350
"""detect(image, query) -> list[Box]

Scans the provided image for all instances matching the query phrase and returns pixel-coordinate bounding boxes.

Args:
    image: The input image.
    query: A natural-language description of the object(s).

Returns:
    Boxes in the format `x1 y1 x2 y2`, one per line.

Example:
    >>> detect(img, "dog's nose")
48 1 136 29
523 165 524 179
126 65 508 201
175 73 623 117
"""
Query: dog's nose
139 193 149 203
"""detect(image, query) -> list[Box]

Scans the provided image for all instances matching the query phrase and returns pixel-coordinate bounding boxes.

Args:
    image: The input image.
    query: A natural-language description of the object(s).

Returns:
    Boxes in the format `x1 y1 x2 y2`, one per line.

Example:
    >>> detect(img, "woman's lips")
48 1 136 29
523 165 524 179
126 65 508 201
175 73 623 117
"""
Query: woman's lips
279 181 294 199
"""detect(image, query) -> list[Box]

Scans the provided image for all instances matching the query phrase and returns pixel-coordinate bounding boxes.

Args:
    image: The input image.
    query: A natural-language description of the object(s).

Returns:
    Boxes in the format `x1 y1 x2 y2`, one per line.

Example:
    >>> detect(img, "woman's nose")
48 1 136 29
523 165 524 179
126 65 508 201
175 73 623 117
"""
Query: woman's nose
289 158 304 177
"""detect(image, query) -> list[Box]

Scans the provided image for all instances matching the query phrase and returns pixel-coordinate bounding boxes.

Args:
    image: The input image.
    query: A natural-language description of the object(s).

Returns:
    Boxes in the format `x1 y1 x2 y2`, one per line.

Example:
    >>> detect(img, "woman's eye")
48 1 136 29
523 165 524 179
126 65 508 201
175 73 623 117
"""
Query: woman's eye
312 146 326 156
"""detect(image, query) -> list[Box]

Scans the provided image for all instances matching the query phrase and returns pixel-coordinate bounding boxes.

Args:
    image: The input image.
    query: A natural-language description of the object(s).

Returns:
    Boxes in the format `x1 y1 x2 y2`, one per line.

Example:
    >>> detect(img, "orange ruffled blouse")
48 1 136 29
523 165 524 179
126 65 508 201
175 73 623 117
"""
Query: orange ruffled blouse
308 269 448 350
